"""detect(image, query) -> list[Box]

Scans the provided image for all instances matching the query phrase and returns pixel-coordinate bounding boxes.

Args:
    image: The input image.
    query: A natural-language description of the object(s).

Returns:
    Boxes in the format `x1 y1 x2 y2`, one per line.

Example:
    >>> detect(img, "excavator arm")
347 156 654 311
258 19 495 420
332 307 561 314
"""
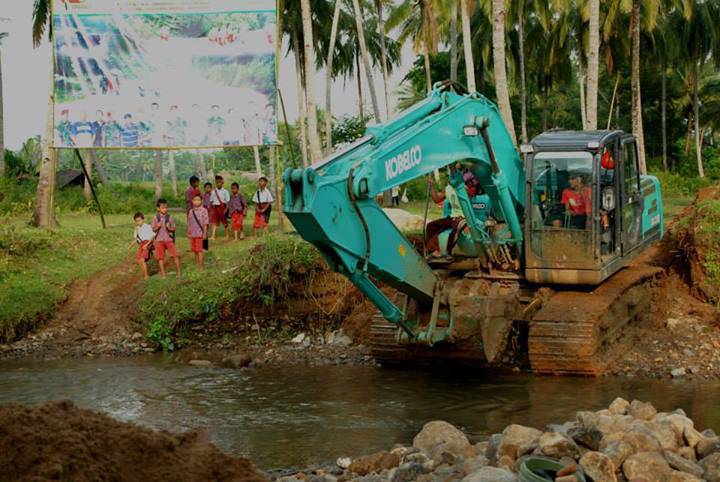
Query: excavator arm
283 86 525 337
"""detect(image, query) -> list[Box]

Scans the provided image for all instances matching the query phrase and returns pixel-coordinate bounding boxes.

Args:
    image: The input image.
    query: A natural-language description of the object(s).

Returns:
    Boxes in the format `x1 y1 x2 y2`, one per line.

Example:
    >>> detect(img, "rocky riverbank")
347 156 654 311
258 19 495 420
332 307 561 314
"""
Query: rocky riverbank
274 399 720 482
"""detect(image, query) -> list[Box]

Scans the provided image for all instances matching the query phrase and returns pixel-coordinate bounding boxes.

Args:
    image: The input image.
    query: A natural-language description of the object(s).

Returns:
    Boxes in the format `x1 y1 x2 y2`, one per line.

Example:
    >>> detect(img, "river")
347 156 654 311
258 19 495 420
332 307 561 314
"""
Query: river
0 355 717 471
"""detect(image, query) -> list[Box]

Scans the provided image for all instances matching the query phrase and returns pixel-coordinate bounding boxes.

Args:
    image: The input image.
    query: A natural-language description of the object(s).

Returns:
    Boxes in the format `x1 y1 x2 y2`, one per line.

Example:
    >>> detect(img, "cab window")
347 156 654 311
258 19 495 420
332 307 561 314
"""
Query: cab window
623 142 640 196
531 151 593 230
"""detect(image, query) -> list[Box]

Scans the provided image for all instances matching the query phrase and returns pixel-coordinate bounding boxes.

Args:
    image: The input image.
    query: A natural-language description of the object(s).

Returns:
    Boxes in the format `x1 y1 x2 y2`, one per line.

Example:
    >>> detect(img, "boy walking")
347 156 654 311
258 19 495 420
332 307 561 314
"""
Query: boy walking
228 182 248 240
187 194 209 268
129 212 154 279
210 175 230 241
252 176 274 237
151 199 181 277
185 175 201 212
202 182 213 210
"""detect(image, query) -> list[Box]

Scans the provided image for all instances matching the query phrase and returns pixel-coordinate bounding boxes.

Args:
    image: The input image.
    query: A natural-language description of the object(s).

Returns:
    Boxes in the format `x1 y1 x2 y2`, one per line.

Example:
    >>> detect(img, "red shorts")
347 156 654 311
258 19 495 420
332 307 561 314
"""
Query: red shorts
253 212 268 229
232 212 244 231
210 205 228 226
136 241 151 261
154 240 178 260
189 237 204 253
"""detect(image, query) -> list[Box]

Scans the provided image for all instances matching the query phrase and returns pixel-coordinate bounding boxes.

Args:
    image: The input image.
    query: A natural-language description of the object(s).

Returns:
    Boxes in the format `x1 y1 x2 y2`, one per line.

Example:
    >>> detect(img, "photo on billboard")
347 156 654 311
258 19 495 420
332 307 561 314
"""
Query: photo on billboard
52 0 277 149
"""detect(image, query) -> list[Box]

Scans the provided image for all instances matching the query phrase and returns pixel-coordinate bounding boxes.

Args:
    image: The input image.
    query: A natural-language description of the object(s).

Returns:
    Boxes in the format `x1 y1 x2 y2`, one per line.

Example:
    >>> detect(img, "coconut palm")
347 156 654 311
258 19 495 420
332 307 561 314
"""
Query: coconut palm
461 0 476 92
375 0 391 117
491 0 516 143
585 0 600 130
300 0 324 163
0 32 7 177
351 0 382 122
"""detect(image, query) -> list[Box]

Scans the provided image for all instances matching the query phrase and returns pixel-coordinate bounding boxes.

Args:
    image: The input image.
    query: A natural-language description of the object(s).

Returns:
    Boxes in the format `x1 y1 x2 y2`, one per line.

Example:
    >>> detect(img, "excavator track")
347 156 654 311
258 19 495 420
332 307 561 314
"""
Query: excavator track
528 265 663 376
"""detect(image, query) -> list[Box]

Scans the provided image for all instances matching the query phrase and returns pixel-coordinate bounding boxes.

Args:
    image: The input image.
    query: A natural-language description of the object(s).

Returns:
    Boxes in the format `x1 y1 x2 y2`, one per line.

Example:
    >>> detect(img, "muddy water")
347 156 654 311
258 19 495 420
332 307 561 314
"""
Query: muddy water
0 356 718 471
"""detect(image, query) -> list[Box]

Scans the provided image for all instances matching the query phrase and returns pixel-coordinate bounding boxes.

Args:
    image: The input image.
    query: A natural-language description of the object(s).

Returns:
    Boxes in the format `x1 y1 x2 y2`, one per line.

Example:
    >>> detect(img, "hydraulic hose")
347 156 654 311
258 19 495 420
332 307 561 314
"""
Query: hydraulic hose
347 167 371 272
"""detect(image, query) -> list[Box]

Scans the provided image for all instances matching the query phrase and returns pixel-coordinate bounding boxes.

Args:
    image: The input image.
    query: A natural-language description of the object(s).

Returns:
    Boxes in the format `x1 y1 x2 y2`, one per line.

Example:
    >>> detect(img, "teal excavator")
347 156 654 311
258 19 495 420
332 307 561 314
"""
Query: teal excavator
283 84 664 375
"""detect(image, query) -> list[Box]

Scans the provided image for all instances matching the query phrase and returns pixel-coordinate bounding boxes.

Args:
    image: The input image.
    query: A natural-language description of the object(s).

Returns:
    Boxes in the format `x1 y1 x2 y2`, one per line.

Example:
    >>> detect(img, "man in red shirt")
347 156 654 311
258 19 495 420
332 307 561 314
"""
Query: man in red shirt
560 175 591 229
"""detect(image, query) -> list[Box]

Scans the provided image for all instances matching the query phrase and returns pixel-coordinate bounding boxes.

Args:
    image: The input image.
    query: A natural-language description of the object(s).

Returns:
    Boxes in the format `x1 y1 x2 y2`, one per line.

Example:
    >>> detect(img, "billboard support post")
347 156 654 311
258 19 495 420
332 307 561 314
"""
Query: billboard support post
74 148 106 229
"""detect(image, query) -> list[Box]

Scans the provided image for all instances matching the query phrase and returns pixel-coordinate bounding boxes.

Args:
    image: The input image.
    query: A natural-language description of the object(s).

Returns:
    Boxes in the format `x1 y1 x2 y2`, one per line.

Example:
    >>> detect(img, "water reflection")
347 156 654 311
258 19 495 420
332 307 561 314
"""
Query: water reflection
0 356 718 470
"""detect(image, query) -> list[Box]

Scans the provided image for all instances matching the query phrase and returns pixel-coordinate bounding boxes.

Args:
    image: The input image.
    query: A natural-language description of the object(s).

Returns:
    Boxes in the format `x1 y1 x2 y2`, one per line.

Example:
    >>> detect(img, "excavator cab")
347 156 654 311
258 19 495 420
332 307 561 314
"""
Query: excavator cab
523 131 664 285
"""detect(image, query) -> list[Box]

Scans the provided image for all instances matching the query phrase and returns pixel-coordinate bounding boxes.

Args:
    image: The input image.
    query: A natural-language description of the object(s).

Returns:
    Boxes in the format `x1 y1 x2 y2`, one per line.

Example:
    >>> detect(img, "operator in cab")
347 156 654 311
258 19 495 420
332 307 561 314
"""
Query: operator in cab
551 174 591 229
426 170 492 260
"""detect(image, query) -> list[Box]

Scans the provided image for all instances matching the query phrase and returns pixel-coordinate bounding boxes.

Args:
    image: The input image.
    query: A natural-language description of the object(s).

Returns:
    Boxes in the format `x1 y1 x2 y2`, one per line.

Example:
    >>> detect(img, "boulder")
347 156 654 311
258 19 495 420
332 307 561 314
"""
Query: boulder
485 433 503 464
697 437 720 459
569 424 604 450
623 427 663 453
220 353 252 369
699 452 720 482
649 421 681 450
496 425 542 461
349 452 400 476
538 431 580 459
656 413 695 440
663 450 704 478
462 455 489 475
684 426 707 448
629 401 658 421
609 398 631 416
461 466 518 482
601 440 633 468
677 447 698 462
579 451 617 482
391 462 430 482
413 421 471 460
623 452 672 480
668 471 703 482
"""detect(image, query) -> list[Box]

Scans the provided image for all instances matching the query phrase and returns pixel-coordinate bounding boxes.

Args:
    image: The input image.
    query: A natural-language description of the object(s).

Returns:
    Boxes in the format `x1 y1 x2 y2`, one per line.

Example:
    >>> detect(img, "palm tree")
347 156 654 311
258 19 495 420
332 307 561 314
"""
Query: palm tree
586 0 600 130
375 0 391 118
300 0 324 163
630 0 647 173
491 0 516 143
0 31 7 177
351 0 382 122
325 0 343 153
461 0 476 92
449 0 459 83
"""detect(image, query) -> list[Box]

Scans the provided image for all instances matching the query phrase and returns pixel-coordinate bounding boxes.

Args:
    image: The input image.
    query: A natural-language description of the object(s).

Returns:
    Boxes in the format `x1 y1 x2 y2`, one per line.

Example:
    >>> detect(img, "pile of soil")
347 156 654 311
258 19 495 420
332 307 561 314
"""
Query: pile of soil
0 400 266 482
669 185 720 303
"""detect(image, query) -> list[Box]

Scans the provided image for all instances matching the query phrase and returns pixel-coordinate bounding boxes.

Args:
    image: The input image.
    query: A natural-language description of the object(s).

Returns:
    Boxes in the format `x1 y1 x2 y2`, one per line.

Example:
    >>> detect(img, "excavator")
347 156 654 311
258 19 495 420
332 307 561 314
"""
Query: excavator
282 84 664 375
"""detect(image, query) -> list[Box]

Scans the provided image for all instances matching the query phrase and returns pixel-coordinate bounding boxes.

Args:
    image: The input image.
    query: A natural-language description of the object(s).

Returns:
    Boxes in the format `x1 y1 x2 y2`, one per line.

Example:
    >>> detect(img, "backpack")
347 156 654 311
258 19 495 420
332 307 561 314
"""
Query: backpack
156 214 176 242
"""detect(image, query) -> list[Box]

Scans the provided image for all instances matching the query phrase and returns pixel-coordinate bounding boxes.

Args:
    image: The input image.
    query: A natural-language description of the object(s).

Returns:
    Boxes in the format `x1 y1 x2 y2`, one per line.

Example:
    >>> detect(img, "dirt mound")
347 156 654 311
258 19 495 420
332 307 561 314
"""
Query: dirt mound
668 185 720 303
0 401 266 482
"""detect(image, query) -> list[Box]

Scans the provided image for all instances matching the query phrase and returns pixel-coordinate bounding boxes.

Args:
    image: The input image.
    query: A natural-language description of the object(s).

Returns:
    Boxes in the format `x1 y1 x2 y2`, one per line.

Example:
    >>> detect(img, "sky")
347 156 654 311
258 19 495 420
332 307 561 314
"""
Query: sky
0 0 416 150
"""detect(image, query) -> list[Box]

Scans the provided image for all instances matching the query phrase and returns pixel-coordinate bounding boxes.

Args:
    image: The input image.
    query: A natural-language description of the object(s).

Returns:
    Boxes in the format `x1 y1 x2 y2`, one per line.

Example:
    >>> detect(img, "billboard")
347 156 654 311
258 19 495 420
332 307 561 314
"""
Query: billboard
52 0 277 149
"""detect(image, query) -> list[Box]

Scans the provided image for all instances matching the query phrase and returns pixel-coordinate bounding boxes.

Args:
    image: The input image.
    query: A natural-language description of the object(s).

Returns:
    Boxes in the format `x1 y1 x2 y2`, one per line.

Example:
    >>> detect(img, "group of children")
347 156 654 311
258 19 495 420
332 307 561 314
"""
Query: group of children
131 175 274 278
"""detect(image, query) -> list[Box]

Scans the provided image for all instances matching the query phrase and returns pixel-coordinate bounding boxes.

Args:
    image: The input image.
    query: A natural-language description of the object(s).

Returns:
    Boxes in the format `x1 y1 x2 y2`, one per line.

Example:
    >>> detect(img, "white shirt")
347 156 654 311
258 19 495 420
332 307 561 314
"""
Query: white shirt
392 186 400 196
210 187 230 205
445 185 463 218
135 223 155 242
252 188 274 204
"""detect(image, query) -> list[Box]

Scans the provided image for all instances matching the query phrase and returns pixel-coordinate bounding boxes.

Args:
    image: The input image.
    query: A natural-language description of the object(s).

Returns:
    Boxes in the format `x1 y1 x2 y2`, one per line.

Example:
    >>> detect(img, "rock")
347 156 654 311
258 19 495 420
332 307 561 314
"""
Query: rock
671 367 687 378
609 398 631 416
684 426 707 448
703 429 718 438
668 471 703 481
678 447 698 462
496 424 542 461
461 466 518 482
629 400 657 421
462 455 489 475
657 413 695 439
390 462 430 482
130 332 144 342
413 421 470 460
349 452 400 476
568 424 604 450
336 457 352 469
650 421 681 449
579 451 617 482
326 330 353 347
697 437 720 459
188 359 213 367
664 450 704 478
601 441 633 469
485 434 502 464
538 431 579 459
291 333 306 344
623 452 672 480
623 427 662 453
699 452 720 481
221 353 252 369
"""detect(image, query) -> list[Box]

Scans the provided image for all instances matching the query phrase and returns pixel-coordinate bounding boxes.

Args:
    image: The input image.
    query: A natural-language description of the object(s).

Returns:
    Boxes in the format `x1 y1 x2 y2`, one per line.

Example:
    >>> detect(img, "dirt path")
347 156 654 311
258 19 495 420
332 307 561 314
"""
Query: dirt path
1 255 149 359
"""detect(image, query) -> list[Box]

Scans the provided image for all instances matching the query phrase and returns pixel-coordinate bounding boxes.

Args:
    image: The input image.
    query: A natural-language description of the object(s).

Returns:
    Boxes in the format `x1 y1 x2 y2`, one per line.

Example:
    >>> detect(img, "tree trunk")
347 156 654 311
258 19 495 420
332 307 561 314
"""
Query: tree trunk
542 84 549 131
693 57 704 178
94 151 109 184
325 0 342 153
423 45 433 92
461 0 476 92
631 0 647 174
376 0 390 119
586 0 600 130
196 150 207 180
685 111 693 158
0 44 4 178
449 0 459 83
300 0 323 163
31 88 57 228
291 30 309 167
83 150 93 201
578 54 587 129
168 150 178 197
154 150 163 201
253 145 262 175
661 55 668 171
518 9 528 143
356 51 364 118
351 0 382 122
491 0 516 144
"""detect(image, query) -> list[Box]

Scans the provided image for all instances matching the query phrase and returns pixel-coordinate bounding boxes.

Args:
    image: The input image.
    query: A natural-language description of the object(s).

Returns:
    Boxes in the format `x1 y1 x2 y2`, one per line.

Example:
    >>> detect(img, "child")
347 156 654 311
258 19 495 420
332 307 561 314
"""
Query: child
202 182 213 210
151 199 181 277
252 176 274 237
209 175 230 241
129 212 154 279
184 175 201 213
187 194 209 268
228 182 248 240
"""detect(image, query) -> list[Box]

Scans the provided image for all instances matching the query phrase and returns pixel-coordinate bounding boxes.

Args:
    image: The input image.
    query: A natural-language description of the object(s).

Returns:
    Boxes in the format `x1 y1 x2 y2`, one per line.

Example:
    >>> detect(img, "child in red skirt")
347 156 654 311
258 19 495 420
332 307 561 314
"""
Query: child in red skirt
129 212 154 279
228 182 248 240
252 176 274 237
209 175 230 241
187 194 209 268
